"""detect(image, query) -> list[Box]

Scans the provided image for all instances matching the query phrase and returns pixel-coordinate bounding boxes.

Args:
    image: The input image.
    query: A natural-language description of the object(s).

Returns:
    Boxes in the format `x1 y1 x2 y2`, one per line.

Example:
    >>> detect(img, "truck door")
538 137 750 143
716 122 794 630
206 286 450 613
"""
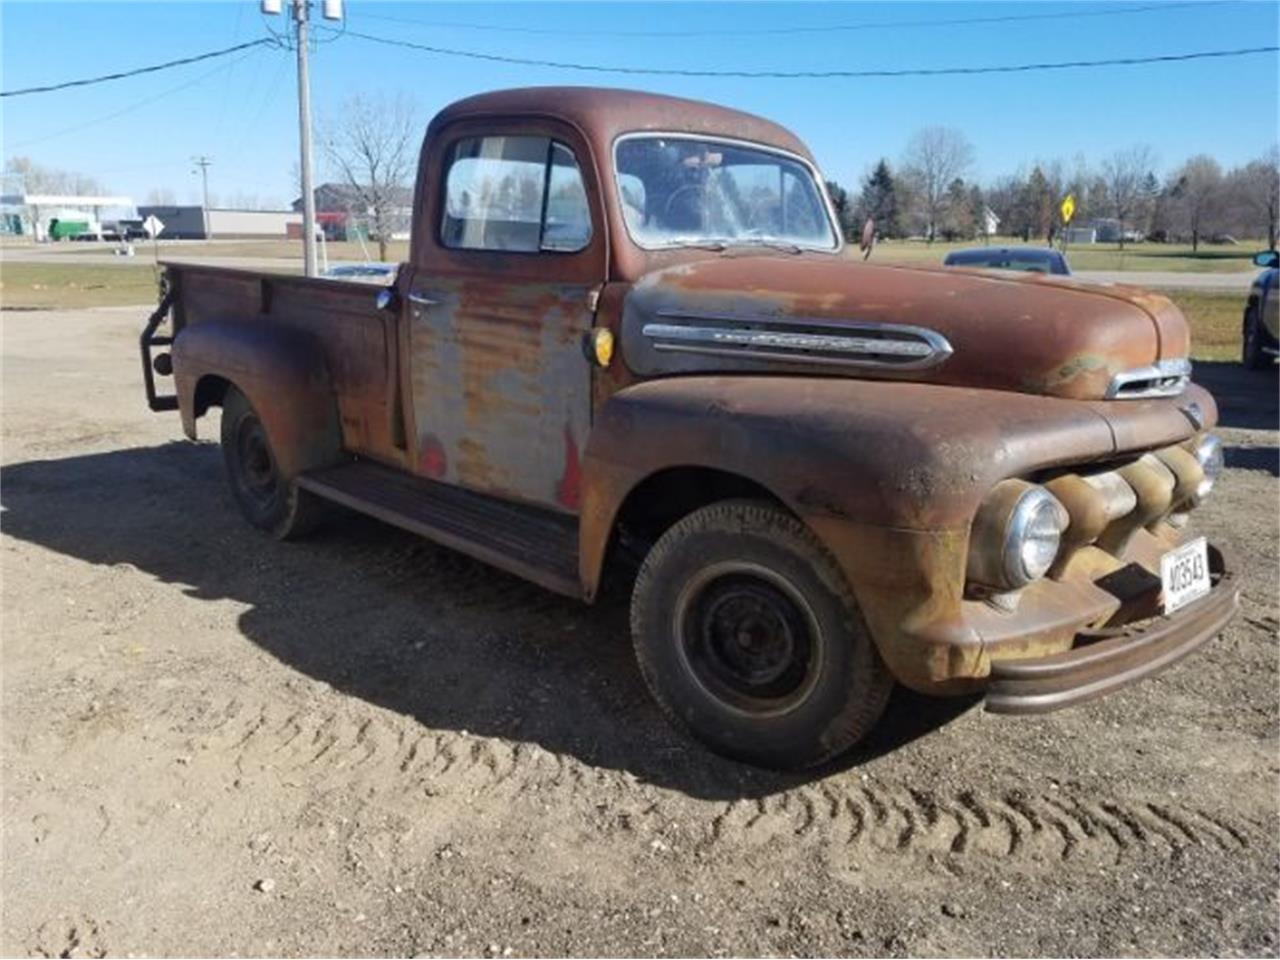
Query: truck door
402 121 605 513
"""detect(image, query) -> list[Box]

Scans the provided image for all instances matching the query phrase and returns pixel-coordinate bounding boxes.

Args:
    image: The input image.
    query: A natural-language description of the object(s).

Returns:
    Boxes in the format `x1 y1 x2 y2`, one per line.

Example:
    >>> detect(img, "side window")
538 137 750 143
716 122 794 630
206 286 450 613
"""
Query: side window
441 135 592 253
542 143 592 252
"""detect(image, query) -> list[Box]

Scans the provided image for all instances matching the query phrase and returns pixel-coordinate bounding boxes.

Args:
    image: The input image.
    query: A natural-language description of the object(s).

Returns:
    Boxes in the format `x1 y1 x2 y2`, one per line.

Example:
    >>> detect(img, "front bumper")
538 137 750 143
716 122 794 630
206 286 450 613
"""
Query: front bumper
985 545 1237 713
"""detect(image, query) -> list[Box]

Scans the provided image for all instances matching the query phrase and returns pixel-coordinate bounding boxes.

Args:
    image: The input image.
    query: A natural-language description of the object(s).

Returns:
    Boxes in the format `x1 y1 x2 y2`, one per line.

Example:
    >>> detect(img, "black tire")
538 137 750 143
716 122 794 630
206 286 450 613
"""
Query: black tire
1242 305 1269 370
220 386 325 540
630 499 893 769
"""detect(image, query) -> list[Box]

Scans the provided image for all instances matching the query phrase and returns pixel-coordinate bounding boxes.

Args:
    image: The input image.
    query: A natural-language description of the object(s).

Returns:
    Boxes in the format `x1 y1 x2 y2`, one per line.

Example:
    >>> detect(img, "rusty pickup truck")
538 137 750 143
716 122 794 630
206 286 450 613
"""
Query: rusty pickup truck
140 87 1237 769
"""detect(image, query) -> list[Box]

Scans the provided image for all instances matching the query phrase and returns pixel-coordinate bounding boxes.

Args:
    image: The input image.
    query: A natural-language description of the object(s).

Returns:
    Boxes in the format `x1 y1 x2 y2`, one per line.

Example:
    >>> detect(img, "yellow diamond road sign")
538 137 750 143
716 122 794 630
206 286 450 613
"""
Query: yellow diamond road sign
1060 194 1076 224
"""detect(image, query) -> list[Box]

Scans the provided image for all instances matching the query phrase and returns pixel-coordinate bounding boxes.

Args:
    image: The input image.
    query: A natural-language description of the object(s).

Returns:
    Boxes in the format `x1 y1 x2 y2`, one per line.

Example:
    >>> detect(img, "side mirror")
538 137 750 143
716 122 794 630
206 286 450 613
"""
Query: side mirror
375 287 399 312
858 218 876 261
1253 250 1279 269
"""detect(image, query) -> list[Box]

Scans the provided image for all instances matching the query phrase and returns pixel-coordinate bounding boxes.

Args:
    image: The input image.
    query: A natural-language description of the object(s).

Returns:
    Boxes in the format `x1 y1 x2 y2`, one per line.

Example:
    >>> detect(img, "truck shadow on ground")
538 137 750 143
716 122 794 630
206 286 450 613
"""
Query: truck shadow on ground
1191 360 1278 432
0 442 974 801
1191 360 1279 477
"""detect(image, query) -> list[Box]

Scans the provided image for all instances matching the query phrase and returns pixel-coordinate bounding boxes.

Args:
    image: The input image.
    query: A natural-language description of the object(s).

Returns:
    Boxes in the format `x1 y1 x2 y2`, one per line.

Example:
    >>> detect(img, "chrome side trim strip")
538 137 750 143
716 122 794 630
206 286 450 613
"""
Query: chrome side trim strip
1105 357 1192 399
642 314 953 370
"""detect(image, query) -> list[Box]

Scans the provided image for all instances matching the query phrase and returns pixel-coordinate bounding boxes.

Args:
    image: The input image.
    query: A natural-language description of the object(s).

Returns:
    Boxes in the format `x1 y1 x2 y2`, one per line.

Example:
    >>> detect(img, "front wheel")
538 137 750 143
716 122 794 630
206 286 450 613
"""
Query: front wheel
220 386 325 539
630 500 893 769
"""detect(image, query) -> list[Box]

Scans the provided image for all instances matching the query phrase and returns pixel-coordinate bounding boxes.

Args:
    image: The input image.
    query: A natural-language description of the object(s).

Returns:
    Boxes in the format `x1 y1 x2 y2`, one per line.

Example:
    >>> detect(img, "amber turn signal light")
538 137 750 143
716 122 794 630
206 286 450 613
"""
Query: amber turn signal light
588 328 614 368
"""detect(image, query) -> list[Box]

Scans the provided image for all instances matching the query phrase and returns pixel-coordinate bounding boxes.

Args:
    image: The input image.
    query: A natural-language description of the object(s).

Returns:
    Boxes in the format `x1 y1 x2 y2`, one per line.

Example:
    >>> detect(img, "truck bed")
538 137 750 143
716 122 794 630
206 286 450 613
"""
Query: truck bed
165 262 402 459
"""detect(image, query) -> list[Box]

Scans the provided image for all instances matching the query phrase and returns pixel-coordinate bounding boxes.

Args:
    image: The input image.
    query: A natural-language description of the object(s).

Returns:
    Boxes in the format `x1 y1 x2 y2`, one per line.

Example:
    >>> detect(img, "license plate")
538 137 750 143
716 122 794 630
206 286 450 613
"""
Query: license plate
1160 537 1211 614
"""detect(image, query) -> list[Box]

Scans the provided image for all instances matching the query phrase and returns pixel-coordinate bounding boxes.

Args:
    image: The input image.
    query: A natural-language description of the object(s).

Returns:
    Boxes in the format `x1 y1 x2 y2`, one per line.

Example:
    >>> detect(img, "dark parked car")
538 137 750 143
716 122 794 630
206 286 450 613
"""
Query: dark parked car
943 246 1071 276
1242 250 1278 369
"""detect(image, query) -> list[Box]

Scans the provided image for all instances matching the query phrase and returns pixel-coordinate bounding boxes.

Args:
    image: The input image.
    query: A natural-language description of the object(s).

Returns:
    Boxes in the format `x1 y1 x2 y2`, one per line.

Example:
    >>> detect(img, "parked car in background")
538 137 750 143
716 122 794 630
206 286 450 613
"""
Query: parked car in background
320 262 397 284
1242 249 1278 369
943 246 1071 276
118 219 149 241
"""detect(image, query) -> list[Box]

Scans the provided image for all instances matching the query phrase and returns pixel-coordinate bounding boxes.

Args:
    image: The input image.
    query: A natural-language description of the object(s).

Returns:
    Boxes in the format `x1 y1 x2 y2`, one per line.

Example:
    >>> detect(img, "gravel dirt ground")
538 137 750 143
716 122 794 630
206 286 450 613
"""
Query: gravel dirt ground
2 304 1277 958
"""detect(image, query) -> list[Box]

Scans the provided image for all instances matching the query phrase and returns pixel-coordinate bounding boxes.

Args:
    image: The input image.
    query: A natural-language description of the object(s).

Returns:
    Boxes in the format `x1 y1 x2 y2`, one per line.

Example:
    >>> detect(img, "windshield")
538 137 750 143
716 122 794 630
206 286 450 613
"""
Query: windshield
614 135 839 251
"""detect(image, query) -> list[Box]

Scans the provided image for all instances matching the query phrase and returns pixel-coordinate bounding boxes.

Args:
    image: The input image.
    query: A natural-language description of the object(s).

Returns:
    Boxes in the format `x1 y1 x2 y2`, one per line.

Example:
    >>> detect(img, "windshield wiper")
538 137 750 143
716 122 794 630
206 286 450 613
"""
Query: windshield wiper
733 237 806 254
662 238 729 251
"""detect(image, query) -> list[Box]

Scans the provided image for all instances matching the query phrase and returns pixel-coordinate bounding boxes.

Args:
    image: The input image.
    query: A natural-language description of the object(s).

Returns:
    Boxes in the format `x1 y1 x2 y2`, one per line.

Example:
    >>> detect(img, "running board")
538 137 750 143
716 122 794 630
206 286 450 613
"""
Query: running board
296 460 581 597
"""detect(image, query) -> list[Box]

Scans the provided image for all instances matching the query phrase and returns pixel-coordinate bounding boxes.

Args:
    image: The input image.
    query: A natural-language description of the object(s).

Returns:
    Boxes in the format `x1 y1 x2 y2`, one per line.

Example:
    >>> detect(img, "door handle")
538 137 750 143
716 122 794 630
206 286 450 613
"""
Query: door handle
408 291 440 307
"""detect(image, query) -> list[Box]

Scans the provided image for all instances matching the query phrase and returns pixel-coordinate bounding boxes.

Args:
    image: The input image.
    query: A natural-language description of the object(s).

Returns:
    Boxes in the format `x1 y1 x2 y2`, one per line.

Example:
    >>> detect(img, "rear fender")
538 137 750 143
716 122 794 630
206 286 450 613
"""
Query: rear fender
173 319 342 479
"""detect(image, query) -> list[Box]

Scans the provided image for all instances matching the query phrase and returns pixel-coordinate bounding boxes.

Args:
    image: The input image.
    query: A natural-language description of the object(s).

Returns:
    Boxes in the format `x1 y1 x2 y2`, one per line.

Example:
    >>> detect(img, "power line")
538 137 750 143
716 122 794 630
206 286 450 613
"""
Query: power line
0 37 278 98
355 1 1222 38
339 30 1279 79
5 47 266 150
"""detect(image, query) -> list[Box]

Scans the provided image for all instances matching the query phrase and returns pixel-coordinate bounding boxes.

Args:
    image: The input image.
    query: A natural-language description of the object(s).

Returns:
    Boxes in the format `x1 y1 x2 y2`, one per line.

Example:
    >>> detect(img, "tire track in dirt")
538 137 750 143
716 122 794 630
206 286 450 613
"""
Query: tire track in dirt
137 694 1261 869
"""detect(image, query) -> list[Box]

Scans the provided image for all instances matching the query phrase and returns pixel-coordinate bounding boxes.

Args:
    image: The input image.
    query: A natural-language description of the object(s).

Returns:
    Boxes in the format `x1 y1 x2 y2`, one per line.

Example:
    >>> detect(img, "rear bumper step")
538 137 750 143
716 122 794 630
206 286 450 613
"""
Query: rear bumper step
985 545 1238 714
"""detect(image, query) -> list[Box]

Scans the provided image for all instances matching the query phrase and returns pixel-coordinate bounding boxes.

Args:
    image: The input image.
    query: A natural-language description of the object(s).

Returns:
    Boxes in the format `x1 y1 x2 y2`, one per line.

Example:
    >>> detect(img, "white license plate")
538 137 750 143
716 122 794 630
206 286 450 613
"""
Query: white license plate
1160 537 1211 614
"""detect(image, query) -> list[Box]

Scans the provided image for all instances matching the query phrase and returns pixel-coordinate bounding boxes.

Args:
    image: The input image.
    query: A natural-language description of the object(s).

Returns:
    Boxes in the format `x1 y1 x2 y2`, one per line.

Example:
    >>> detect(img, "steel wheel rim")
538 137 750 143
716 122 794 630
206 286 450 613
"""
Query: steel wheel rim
673 560 824 718
236 416 279 507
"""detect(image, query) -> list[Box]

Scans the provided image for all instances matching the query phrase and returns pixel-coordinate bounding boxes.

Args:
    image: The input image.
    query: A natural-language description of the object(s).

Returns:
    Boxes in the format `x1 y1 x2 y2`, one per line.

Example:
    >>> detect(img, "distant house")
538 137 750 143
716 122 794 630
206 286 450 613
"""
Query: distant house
1064 226 1098 245
981 206 1000 238
292 183 414 241
1088 218 1145 244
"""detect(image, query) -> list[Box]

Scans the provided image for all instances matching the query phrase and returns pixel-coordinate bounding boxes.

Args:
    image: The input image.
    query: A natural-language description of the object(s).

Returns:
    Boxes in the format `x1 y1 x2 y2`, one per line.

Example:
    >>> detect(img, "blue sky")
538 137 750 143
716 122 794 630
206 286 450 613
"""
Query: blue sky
1 0 1277 208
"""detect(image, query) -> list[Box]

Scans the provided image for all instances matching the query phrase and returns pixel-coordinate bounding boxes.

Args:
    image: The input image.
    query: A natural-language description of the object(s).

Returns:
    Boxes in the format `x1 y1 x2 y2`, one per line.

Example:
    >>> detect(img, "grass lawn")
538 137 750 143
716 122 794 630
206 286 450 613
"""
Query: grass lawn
0 262 164 309
1164 290 1243 361
873 237 1264 273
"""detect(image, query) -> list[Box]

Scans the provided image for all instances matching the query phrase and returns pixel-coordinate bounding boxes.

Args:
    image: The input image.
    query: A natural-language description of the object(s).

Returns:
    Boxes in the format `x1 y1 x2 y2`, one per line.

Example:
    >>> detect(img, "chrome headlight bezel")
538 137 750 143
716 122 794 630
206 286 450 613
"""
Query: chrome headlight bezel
967 481 1070 591
1003 487 1069 586
1193 433 1223 500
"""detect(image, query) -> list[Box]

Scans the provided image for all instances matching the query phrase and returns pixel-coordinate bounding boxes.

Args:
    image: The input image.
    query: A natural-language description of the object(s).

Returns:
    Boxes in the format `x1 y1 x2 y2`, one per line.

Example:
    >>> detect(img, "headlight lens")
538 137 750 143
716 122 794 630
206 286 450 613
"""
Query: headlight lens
1007 488 1067 584
1194 433 1223 499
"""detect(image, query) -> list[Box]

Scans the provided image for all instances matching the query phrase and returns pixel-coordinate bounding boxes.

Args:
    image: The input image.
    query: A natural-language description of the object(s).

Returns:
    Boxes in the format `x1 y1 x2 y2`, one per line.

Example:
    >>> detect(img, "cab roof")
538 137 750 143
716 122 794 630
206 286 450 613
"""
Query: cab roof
427 86 813 160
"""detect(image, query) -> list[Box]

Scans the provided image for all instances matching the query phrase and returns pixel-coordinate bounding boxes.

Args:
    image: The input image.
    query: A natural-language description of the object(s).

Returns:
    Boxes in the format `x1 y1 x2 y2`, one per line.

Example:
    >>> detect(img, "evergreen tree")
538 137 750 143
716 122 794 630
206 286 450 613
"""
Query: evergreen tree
824 180 856 240
857 160 900 238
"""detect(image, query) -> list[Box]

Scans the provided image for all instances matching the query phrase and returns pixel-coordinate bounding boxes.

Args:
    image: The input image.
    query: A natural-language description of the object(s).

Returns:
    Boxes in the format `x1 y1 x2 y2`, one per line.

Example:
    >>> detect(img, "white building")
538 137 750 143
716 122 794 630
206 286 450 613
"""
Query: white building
0 192 135 240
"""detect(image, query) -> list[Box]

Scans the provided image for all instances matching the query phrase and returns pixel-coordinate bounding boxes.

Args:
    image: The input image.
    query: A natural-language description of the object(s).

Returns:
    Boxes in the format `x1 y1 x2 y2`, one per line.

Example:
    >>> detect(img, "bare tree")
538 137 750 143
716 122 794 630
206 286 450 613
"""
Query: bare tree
4 156 108 195
1100 145 1156 249
1233 146 1280 250
318 93 419 260
1167 155 1224 251
145 187 177 205
901 127 974 243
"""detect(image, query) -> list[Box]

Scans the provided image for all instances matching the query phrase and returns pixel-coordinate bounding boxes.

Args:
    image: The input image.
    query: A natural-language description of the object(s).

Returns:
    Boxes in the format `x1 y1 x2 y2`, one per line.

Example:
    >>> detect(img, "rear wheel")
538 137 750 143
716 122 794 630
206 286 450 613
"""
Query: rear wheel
1242 305 1269 370
220 386 324 539
630 500 892 769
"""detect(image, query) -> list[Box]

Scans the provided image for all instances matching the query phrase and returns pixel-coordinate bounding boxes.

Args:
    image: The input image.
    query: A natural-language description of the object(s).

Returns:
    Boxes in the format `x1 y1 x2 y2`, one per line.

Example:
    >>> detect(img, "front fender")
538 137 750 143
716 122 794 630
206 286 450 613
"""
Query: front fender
173 319 342 479
580 375 1201 690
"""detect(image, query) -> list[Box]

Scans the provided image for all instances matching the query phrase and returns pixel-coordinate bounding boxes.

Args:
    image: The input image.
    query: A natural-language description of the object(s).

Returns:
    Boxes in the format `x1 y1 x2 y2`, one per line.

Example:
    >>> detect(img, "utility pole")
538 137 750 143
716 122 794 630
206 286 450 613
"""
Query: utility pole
262 0 342 276
292 0 318 277
192 155 213 239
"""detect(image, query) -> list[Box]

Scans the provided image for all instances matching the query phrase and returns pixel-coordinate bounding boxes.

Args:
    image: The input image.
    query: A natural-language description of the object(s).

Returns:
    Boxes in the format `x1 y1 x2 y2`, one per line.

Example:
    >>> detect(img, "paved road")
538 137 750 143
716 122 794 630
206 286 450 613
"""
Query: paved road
1073 270 1254 292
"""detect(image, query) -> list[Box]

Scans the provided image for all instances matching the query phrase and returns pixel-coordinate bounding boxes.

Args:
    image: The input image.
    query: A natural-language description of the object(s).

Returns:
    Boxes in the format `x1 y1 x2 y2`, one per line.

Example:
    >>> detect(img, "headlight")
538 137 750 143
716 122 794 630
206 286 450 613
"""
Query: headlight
1193 433 1223 499
967 481 1069 590
1013 489 1068 582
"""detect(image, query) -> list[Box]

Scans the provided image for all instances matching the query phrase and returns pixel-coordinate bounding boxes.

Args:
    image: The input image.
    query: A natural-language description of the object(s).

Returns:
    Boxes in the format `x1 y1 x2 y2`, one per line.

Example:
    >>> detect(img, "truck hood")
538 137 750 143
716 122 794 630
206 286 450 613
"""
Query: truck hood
619 255 1191 400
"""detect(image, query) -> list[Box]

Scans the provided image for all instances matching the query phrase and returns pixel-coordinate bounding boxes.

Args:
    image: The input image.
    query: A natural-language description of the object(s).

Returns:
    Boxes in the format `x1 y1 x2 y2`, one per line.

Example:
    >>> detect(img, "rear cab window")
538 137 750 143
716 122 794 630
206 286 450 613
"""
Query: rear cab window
441 135 592 253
